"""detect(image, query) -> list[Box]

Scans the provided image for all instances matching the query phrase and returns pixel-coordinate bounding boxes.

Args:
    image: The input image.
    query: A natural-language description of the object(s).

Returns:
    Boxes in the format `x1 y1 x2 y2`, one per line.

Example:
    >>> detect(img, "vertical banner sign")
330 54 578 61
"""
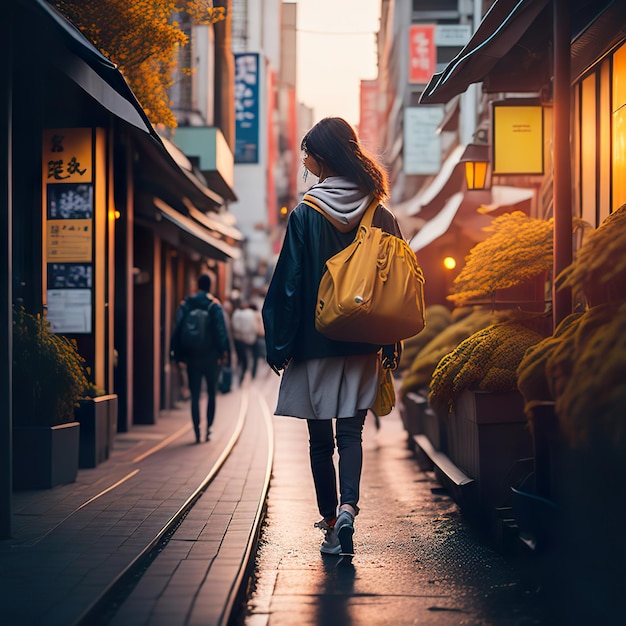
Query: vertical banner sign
404 106 444 175
359 80 379 151
234 53 260 163
42 128 94 333
409 24 436 84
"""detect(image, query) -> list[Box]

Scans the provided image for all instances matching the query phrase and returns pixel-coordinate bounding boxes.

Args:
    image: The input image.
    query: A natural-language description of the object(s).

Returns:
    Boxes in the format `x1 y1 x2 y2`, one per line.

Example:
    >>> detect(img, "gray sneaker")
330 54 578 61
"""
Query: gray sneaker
335 509 355 556
314 519 340 555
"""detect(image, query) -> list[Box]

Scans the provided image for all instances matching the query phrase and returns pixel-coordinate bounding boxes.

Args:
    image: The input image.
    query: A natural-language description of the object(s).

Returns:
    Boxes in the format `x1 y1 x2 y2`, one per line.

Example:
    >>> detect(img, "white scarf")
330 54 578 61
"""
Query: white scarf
305 177 373 231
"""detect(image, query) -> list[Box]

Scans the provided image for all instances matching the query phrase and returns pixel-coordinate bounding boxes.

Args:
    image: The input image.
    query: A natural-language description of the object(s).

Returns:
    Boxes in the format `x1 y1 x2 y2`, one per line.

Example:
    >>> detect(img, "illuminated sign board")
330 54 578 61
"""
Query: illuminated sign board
493 103 544 175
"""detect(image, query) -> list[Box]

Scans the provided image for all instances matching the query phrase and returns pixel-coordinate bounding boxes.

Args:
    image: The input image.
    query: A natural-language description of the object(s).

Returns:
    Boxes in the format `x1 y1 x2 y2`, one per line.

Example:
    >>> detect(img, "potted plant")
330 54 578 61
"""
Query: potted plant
428 319 542 516
12 305 87 489
400 306 506 451
514 206 626 554
418 212 563 518
74 376 118 469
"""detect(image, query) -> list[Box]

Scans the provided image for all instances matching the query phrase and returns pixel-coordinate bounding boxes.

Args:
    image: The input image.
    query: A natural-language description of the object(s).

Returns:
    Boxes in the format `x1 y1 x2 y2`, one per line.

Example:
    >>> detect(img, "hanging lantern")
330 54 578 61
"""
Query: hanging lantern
459 143 491 190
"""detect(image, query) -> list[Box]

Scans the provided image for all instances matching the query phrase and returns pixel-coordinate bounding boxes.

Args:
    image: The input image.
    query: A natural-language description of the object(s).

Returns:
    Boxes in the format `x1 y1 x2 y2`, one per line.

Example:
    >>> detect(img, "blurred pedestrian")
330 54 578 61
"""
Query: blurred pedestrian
171 274 230 443
250 302 266 365
231 302 259 384
262 117 402 557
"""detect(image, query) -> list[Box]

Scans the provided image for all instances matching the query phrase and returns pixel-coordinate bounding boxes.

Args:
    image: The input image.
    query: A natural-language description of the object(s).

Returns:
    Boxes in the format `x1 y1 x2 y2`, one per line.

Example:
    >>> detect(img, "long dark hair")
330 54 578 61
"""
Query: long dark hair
301 117 389 200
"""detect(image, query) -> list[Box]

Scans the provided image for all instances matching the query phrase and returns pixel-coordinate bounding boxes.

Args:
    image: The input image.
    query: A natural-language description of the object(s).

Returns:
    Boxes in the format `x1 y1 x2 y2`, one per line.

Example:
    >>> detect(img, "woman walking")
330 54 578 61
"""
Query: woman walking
262 117 403 557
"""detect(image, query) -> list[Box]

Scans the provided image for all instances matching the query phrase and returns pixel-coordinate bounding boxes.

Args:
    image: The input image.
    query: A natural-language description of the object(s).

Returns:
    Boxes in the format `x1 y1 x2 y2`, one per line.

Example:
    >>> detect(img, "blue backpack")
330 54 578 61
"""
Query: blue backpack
180 298 215 357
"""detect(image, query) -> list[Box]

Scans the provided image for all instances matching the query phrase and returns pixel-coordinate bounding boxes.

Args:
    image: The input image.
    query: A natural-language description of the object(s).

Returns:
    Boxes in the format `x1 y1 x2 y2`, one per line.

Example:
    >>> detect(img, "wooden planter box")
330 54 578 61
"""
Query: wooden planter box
75 394 118 468
401 390 446 450
447 389 533 511
13 422 80 489
399 391 427 438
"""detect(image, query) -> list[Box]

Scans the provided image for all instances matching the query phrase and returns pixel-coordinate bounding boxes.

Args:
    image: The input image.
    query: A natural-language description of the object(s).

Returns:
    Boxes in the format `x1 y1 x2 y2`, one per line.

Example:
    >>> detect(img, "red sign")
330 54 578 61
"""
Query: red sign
409 25 436 84
359 80 379 151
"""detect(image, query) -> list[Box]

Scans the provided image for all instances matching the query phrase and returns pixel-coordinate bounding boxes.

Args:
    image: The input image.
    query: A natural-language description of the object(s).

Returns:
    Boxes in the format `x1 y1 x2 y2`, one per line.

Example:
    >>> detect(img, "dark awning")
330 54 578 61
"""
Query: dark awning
21 0 229 214
420 0 550 105
144 198 241 261
410 185 534 252
420 0 623 105
570 1 626 82
185 203 245 244
22 0 153 134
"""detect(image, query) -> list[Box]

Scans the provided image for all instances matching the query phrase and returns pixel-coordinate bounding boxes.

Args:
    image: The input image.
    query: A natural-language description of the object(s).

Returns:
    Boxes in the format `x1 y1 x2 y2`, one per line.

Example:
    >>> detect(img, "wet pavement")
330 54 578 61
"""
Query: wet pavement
241 378 552 626
2 365 572 625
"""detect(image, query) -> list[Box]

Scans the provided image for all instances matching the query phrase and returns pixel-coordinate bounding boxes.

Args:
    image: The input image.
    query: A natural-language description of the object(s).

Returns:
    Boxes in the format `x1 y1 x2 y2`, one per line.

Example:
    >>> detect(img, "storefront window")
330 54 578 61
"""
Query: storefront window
598 61 611 222
580 74 597 226
612 43 626 210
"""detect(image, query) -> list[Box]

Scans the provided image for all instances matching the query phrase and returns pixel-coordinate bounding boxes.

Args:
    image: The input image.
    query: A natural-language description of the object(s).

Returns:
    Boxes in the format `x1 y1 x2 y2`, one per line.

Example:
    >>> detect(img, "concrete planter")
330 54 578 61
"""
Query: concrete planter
13 422 80 489
75 394 118 468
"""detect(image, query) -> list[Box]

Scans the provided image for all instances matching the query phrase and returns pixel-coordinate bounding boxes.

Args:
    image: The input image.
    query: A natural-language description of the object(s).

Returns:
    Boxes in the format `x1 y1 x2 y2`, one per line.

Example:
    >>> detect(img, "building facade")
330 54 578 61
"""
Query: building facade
1 0 242 536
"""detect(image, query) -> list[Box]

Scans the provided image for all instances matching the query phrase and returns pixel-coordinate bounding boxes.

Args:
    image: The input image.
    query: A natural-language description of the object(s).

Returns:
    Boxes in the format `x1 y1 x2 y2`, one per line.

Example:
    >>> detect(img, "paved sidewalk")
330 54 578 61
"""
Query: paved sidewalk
108 384 274 626
0 376 274 626
243 381 554 626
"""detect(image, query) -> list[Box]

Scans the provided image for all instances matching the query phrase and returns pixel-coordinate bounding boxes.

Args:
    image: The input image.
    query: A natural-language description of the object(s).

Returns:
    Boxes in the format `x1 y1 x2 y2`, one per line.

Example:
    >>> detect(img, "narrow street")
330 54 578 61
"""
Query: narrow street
241 378 551 625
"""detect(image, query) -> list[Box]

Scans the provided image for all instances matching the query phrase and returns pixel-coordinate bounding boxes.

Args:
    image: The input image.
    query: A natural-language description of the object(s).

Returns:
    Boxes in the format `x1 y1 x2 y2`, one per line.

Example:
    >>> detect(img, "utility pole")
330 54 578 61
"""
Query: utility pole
552 0 573 327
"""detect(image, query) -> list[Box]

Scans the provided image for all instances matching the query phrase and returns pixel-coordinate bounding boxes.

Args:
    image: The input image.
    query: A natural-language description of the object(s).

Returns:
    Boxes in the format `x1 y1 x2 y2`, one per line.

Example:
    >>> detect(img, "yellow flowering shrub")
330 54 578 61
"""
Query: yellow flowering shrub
54 0 226 127
428 321 542 416
516 302 626 447
448 212 553 306
400 308 524 399
557 204 626 305
516 312 583 409
12 306 88 426
556 302 626 446
398 305 452 371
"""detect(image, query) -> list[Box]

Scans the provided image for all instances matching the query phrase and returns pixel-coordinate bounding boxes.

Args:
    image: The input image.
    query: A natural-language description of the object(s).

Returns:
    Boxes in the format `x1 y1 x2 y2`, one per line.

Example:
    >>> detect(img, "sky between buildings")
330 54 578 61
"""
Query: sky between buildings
293 0 381 127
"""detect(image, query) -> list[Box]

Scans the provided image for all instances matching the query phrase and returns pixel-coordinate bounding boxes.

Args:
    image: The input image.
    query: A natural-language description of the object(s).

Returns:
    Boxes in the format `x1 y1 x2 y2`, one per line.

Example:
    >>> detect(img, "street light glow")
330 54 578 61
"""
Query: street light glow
443 256 456 270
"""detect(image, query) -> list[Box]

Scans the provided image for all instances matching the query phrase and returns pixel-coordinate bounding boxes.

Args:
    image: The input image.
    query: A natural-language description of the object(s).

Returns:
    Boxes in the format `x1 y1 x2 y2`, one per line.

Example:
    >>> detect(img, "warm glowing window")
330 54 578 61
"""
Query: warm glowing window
612 43 626 210
581 75 597 226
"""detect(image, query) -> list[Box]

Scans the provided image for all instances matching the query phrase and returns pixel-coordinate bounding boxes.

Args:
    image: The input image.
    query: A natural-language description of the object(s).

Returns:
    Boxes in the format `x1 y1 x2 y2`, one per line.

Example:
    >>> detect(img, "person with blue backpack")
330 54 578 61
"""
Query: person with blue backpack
171 273 231 443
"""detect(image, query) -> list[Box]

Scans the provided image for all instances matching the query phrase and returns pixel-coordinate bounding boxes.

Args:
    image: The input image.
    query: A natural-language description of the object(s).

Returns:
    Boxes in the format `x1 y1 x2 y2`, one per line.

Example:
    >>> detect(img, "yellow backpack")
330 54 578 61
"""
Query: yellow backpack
303 196 425 345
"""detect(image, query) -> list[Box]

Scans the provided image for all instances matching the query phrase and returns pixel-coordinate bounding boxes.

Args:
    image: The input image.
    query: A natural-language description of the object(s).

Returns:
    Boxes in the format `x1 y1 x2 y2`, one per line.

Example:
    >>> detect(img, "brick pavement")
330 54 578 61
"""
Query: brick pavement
0 375 275 626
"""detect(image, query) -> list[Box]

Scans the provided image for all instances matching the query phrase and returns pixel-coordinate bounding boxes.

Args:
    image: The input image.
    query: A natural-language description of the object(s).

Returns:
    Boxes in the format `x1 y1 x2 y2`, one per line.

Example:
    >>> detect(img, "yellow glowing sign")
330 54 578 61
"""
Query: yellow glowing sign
42 128 93 184
43 129 94 265
493 105 544 175
46 219 93 263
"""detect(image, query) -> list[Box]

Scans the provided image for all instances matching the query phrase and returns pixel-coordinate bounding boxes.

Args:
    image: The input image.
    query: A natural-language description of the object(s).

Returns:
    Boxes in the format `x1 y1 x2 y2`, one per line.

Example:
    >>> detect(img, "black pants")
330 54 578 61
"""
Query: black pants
186 358 220 439
307 411 366 521
234 339 259 383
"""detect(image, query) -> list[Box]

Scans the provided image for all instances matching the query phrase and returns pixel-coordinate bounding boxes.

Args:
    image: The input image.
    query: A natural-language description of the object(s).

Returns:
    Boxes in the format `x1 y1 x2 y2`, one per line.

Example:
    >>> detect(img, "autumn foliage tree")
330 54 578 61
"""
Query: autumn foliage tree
52 0 225 127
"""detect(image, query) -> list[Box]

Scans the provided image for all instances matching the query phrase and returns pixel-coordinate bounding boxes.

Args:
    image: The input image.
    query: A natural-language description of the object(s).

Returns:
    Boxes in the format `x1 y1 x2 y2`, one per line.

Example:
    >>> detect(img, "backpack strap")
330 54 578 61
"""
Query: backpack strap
302 194 379 232
186 293 214 311
358 196 380 229
301 195 348 231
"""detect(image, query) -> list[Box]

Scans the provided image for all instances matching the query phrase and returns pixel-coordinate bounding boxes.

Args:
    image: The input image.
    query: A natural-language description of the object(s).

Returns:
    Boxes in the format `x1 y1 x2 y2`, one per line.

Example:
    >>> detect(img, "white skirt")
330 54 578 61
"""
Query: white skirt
275 353 379 420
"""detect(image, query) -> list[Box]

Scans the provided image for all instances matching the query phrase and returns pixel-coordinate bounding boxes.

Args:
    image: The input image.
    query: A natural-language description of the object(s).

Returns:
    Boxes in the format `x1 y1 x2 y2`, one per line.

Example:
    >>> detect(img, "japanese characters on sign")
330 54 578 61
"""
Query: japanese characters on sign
234 53 260 163
42 128 94 333
43 128 92 184
359 80 379 152
409 24 436 85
